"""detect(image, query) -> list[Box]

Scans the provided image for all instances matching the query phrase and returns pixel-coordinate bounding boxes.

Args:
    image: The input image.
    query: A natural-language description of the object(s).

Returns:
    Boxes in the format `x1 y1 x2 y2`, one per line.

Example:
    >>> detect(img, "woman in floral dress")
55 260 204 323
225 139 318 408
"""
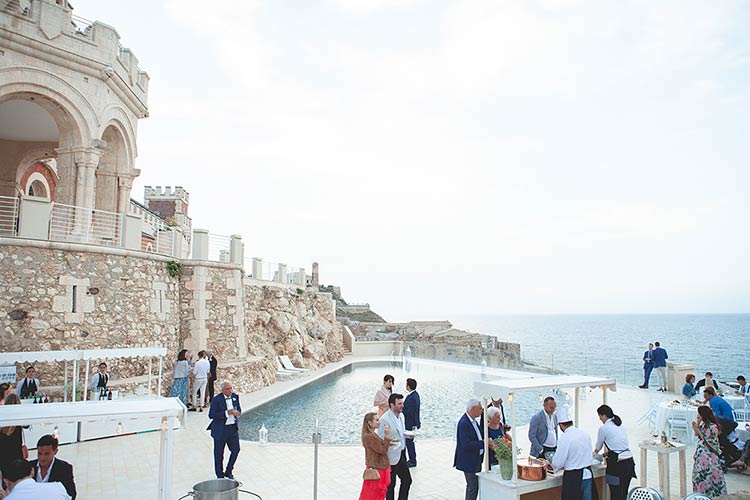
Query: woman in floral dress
691 405 727 497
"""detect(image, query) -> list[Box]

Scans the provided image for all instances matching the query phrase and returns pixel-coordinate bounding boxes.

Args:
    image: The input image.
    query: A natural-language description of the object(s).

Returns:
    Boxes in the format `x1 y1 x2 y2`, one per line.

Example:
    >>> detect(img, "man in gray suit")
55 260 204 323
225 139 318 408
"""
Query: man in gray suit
378 393 412 500
528 396 558 458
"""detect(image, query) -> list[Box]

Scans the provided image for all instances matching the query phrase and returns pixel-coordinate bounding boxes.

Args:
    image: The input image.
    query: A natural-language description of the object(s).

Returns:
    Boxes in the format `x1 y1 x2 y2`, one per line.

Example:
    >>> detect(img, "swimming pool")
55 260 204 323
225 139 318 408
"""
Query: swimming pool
239 358 558 444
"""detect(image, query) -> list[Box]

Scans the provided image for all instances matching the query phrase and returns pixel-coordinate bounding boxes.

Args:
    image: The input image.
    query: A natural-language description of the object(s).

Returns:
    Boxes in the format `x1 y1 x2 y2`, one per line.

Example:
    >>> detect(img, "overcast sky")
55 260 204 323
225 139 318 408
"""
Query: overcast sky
73 0 749 321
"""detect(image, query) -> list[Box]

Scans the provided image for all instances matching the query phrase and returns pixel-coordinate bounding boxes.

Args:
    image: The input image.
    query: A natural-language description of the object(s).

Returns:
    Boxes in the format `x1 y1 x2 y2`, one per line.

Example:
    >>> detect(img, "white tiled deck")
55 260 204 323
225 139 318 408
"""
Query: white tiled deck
28 359 750 499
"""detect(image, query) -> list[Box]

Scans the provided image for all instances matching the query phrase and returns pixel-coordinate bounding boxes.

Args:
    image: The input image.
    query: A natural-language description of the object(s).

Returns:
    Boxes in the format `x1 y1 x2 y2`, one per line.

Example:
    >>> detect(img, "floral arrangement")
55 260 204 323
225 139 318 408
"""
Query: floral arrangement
493 436 519 462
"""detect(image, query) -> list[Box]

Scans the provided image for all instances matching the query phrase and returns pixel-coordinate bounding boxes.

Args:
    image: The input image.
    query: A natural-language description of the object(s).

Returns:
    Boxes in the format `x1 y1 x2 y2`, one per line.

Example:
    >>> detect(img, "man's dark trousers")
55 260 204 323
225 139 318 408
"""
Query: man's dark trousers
214 423 240 478
386 449 412 500
405 436 416 466
464 462 481 500
643 364 653 387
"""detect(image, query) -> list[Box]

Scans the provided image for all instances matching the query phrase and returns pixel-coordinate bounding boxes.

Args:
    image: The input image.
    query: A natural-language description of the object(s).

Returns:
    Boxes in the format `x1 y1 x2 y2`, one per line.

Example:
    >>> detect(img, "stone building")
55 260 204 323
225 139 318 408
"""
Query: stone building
0 0 148 218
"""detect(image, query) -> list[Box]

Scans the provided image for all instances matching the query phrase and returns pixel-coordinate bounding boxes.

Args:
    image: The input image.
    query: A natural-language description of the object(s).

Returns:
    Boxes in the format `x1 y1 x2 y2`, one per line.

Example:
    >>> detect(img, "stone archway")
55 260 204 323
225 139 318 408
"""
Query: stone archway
95 124 129 214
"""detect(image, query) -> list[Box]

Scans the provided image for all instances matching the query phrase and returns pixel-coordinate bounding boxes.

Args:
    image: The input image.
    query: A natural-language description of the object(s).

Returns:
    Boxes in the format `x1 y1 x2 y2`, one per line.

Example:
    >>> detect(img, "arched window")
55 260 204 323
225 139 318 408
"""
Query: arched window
26 174 50 199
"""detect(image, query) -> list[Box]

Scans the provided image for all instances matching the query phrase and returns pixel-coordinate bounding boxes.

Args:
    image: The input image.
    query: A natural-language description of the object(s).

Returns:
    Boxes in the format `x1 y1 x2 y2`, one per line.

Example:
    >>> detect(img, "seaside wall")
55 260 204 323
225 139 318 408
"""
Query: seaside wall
0 239 345 395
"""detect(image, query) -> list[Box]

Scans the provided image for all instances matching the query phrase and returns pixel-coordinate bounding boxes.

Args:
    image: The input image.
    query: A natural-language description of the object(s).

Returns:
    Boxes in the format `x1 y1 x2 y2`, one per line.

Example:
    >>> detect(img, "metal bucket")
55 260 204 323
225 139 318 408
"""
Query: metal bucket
188 479 241 500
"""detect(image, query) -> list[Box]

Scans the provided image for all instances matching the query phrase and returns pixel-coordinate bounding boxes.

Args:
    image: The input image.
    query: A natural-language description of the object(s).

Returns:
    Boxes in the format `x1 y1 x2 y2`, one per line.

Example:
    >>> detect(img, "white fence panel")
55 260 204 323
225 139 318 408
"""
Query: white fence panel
0 196 19 237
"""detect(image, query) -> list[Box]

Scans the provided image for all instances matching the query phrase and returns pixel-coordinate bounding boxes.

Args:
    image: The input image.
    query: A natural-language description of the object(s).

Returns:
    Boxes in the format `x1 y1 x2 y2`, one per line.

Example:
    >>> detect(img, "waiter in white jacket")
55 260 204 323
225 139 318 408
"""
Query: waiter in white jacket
89 362 109 398
551 406 598 500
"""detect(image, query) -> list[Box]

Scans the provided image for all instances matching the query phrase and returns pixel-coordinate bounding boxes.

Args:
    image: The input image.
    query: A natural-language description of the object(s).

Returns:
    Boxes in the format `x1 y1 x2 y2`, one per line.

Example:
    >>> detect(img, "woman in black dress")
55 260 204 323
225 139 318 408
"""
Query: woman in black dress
0 394 27 479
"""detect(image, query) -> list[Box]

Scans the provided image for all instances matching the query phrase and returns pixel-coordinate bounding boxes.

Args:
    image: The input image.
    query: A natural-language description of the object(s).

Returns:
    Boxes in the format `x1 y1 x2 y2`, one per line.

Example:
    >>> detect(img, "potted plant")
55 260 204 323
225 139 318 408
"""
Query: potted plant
493 436 515 480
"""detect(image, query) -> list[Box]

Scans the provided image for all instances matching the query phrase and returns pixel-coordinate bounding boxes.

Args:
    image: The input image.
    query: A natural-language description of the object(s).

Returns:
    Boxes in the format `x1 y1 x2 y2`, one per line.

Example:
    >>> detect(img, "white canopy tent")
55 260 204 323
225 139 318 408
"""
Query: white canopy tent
473 374 617 481
0 347 168 402
0 398 186 500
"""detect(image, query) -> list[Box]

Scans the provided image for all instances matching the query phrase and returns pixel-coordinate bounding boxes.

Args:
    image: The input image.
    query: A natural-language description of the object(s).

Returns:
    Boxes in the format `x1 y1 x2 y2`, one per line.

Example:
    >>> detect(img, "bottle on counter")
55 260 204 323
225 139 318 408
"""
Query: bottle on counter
32 395 38 404
107 389 112 400
44 394 49 403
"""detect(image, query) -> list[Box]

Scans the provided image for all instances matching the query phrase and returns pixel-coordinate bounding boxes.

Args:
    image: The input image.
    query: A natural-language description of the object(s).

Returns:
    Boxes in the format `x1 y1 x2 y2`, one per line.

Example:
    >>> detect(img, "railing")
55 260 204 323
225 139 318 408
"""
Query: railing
49 203 121 247
140 217 175 256
0 196 19 237
70 14 93 37
207 233 231 262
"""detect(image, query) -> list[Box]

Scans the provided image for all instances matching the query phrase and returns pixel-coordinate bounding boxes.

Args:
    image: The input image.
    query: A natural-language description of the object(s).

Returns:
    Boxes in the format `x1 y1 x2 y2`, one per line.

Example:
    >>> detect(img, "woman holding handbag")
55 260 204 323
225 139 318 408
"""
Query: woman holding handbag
691 405 727 497
359 411 392 500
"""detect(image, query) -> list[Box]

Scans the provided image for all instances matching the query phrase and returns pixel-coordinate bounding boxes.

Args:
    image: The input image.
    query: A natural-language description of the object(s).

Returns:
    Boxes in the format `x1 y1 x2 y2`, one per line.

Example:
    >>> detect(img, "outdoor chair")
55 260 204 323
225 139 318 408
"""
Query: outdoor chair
274 357 299 380
733 408 750 421
626 487 664 500
682 494 711 500
638 400 661 436
280 355 308 373
667 404 691 443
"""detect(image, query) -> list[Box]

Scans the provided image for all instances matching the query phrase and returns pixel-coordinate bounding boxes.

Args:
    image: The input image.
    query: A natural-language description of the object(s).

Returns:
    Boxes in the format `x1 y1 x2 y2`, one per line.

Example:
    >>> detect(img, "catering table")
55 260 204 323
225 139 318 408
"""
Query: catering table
724 395 748 410
479 463 608 500
79 395 181 441
639 440 688 500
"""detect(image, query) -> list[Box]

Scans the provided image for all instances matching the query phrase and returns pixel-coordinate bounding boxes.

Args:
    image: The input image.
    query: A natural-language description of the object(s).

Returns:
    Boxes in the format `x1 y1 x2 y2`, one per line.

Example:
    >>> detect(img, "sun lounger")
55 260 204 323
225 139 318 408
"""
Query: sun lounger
274 357 299 379
280 355 308 373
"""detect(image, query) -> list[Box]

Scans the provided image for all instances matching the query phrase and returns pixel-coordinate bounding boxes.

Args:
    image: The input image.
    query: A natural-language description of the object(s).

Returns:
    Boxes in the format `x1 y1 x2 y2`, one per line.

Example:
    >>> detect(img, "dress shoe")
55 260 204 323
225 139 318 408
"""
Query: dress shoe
638 385 647 389
188 407 197 412
224 472 234 479
407 462 417 468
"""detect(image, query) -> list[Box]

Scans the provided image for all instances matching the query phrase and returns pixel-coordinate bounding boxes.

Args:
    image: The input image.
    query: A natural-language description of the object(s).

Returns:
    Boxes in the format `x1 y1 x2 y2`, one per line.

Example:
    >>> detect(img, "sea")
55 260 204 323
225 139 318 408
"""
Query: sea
451 314 750 387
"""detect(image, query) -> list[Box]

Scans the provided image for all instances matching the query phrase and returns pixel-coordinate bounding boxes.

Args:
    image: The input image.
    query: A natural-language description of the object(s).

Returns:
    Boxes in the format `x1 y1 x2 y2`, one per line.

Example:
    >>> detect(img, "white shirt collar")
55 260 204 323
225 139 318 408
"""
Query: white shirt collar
36 457 55 483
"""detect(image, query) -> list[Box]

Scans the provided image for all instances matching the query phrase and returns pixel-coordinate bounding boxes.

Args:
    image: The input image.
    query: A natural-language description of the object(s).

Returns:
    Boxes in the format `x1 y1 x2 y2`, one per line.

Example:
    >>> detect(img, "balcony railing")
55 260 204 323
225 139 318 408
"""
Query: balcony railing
49 203 121 247
0 196 19 237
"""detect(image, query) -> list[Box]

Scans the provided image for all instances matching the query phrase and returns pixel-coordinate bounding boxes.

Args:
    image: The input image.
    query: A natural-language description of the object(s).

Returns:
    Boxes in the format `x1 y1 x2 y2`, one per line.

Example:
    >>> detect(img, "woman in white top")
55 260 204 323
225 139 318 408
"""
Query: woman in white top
168 349 193 406
594 405 636 500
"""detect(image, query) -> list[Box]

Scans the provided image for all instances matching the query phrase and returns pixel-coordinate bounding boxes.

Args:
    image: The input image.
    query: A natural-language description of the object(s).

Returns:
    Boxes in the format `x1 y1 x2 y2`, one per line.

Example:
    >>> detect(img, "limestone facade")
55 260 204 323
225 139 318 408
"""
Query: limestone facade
0 238 345 395
0 0 148 215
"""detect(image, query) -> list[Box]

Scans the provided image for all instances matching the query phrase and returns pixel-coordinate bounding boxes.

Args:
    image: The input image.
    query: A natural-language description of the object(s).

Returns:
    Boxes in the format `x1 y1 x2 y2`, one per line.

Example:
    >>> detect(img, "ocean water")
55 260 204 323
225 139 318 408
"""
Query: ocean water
451 314 750 386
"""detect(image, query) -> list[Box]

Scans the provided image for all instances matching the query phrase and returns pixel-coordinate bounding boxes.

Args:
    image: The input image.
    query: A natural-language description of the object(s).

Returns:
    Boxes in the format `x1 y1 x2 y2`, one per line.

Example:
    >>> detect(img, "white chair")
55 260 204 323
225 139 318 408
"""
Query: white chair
274 357 298 380
733 408 750 421
626 487 663 500
682 494 711 500
280 355 308 373
667 404 691 443
638 400 661 436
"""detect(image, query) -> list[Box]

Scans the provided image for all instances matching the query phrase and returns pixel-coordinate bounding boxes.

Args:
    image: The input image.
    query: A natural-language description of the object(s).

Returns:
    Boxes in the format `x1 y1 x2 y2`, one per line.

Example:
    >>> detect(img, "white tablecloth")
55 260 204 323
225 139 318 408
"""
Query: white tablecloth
724 395 747 410
655 402 697 443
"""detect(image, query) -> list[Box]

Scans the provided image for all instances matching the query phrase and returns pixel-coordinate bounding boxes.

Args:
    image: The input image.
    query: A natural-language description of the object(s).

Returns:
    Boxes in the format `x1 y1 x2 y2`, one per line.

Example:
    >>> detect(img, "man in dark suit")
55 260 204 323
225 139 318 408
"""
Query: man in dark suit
29 434 76 499
639 343 654 389
205 351 218 407
454 399 486 500
403 378 421 468
208 380 242 479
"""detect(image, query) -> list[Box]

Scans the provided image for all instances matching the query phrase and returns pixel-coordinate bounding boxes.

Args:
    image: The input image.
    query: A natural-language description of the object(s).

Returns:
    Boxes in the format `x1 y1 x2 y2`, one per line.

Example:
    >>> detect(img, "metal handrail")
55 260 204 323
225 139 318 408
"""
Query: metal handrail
0 195 19 237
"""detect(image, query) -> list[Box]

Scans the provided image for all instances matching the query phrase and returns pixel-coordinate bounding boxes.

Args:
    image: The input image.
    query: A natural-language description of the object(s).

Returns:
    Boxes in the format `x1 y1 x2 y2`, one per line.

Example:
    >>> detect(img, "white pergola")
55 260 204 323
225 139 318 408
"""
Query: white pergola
0 398 186 500
0 347 167 401
474 374 617 482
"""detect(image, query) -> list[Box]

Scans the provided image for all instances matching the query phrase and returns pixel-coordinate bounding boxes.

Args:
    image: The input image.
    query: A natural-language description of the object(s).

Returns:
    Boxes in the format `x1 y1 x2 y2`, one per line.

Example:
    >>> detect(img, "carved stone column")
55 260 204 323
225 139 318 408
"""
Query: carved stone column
116 170 139 215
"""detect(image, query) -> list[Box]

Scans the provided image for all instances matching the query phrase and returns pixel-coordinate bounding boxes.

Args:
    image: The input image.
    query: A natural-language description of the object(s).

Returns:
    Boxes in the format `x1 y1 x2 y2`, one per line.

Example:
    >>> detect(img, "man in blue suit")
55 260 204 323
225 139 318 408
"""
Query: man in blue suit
639 343 654 389
403 378 421 468
454 399 486 500
208 380 242 479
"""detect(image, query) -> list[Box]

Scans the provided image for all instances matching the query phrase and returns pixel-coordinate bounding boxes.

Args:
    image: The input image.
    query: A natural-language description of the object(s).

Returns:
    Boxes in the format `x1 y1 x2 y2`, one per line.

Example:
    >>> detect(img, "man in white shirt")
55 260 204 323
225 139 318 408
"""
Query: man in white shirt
192 350 211 411
208 380 242 479
377 393 412 500
15 366 40 399
551 406 596 500
88 362 109 399
2 459 70 500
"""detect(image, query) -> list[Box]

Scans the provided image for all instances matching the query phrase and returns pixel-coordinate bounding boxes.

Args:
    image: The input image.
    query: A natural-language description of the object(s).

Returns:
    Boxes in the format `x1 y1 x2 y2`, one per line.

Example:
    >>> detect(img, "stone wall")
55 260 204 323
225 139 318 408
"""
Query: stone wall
0 240 181 392
0 239 346 396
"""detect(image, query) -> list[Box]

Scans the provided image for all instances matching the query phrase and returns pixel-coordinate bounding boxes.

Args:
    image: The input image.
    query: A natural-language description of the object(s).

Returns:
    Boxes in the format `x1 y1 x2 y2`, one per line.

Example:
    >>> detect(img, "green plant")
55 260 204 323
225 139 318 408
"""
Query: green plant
166 260 182 279
492 436 520 462
296 288 304 295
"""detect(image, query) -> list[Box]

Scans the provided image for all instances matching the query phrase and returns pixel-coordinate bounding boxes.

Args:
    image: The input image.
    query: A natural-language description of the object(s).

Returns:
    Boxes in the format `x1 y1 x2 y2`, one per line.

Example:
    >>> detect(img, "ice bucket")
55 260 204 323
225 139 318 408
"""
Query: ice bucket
181 478 257 500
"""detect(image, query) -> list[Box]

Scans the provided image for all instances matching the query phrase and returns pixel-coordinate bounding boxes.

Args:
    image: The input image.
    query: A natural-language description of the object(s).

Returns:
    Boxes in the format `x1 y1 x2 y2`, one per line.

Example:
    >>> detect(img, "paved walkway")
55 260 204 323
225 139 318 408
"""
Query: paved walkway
30 360 750 499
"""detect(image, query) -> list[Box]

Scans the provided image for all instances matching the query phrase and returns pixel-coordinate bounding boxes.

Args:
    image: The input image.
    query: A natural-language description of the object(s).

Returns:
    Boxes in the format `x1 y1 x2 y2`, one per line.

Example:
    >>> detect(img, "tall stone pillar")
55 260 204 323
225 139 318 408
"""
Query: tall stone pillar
312 262 319 287
54 147 79 206
70 148 101 239
117 174 135 215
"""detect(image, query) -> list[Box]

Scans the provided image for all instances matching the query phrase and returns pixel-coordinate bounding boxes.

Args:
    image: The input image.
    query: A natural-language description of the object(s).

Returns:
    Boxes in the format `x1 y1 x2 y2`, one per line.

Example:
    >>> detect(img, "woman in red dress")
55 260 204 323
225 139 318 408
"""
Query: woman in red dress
359 411 391 500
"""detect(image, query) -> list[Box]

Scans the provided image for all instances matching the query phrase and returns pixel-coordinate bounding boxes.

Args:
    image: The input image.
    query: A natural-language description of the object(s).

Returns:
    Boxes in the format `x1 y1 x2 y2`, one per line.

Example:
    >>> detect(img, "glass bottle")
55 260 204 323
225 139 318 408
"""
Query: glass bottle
107 389 112 400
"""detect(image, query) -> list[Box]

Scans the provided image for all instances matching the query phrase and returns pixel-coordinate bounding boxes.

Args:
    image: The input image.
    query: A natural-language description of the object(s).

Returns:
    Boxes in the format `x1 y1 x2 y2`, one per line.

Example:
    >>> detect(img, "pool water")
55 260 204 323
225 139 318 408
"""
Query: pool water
239 359 555 444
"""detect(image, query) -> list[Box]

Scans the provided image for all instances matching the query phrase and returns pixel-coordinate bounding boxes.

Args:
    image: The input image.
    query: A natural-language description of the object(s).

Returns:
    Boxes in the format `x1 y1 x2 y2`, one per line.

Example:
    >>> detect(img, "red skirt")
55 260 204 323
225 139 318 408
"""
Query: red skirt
359 466 391 500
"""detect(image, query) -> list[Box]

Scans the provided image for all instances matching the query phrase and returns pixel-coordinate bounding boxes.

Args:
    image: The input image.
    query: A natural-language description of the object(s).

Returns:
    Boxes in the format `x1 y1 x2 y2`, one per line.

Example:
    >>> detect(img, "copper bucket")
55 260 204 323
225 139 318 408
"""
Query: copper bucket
517 457 547 481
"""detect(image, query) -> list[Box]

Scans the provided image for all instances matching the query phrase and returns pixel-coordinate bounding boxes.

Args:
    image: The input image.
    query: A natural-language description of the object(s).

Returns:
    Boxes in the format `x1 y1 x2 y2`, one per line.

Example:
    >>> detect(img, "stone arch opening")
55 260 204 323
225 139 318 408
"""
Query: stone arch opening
0 92 82 203
95 124 129 214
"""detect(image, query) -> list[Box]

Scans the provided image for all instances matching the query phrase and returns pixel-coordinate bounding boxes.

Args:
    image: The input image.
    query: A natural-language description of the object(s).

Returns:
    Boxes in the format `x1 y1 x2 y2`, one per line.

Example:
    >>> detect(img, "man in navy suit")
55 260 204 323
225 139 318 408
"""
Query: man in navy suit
403 378 421 468
28 434 76 499
639 343 654 389
208 380 242 479
454 399 487 500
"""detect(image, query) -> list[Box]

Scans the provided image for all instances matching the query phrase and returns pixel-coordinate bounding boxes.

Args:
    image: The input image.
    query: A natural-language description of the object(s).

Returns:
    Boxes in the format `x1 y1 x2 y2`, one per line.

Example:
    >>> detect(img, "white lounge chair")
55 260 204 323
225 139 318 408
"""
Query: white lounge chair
280 355 308 373
274 357 298 380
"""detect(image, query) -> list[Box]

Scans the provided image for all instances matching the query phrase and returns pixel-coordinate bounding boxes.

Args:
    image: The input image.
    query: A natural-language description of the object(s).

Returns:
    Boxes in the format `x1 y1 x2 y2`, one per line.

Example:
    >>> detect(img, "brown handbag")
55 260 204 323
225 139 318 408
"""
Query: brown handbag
363 468 381 480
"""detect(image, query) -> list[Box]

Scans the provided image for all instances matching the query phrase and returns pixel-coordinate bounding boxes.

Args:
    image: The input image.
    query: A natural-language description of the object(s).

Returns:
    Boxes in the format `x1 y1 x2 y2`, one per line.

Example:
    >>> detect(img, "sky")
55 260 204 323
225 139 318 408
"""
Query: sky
72 0 750 321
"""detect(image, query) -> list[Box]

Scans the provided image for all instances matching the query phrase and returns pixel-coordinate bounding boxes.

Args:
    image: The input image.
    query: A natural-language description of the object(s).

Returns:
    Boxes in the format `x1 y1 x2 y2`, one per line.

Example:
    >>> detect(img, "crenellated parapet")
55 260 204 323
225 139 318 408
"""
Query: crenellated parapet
0 0 149 117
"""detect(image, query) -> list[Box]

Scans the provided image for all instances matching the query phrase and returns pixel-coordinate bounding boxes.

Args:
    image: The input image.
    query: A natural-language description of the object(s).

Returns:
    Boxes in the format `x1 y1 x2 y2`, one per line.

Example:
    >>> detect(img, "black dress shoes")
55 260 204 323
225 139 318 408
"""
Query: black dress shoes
224 472 234 479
